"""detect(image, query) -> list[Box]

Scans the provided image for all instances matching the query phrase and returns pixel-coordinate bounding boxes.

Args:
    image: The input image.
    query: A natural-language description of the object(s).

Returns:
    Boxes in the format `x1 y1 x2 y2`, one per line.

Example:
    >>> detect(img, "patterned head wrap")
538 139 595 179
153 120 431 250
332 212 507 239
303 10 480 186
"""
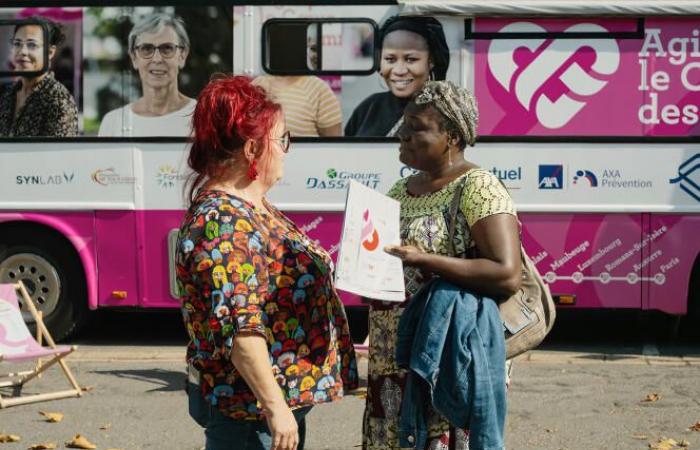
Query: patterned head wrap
412 80 479 147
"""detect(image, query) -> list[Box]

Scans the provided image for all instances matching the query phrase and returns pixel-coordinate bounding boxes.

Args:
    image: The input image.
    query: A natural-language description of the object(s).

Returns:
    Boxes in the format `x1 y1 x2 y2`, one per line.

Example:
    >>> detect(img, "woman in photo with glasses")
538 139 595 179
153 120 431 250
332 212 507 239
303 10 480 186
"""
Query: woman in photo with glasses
98 13 195 136
0 16 78 137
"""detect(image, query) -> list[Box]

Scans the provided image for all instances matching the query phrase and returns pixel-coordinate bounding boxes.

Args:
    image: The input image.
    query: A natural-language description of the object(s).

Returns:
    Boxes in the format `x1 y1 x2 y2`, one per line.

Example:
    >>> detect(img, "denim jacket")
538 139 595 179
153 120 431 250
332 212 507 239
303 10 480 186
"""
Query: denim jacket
396 279 506 450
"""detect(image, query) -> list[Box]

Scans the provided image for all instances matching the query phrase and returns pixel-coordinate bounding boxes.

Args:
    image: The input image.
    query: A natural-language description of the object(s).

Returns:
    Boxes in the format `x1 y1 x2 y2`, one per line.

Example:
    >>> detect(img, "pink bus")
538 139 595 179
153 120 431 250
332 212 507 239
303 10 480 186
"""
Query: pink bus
0 1 698 340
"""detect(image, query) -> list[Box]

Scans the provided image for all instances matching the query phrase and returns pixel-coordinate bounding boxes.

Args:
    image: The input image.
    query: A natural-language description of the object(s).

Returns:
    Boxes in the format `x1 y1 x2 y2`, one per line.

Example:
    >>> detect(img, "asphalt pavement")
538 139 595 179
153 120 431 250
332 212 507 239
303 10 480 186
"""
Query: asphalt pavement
1 310 699 449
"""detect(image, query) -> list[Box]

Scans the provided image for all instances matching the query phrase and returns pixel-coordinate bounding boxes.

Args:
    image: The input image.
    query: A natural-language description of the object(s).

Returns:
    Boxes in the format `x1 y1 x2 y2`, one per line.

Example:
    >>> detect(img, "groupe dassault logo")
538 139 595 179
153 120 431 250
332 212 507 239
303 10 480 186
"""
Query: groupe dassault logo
487 22 620 129
670 154 700 202
306 168 380 189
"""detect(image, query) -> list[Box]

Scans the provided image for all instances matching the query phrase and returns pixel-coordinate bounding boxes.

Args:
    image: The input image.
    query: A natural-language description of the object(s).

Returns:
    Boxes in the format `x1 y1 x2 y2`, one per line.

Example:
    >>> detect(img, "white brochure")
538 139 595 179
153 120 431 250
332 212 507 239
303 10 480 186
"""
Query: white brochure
334 179 406 301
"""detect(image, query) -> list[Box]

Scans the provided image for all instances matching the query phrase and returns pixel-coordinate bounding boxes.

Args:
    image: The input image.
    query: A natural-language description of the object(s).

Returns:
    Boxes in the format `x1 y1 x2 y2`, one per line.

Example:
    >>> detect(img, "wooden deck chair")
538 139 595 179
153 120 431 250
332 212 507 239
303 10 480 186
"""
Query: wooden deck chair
0 282 82 408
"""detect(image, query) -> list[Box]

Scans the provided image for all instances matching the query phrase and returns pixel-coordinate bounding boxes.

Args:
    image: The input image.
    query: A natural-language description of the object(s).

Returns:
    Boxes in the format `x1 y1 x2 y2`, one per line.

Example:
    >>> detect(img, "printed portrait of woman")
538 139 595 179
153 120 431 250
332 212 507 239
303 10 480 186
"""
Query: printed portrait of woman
0 14 79 137
98 13 195 137
344 15 449 137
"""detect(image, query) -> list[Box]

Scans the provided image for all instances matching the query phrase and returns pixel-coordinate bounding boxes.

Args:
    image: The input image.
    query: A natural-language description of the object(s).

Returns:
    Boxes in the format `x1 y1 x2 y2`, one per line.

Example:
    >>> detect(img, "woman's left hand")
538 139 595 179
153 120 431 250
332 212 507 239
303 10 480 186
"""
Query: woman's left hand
384 245 423 266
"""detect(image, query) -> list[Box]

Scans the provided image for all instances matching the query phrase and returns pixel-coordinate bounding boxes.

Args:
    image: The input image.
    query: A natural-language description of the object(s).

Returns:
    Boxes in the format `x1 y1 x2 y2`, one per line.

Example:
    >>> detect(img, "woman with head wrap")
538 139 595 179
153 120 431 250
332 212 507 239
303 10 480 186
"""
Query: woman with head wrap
344 15 449 137
363 81 521 449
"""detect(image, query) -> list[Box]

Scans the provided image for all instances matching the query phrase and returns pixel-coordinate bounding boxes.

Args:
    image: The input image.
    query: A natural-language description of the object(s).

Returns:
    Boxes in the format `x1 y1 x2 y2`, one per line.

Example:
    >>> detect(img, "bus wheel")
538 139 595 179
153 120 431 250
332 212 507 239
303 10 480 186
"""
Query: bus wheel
0 234 88 341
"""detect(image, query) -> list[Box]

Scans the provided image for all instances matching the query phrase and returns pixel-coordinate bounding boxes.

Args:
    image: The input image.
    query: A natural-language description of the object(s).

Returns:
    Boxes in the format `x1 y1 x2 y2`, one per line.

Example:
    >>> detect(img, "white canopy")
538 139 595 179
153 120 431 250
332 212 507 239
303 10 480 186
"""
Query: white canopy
400 0 700 16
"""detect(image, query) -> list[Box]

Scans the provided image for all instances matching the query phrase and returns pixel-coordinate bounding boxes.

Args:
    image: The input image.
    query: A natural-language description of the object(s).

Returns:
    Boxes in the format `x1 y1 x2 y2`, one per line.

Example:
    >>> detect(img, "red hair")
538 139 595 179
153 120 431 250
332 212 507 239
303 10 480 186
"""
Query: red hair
187 75 281 202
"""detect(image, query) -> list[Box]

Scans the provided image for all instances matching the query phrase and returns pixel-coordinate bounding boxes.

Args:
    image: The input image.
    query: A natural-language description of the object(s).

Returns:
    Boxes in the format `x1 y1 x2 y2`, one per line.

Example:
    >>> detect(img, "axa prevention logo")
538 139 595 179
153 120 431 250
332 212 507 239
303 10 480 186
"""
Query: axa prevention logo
487 22 620 129
538 165 563 189
573 169 599 187
670 153 700 202
156 165 187 188
306 168 380 190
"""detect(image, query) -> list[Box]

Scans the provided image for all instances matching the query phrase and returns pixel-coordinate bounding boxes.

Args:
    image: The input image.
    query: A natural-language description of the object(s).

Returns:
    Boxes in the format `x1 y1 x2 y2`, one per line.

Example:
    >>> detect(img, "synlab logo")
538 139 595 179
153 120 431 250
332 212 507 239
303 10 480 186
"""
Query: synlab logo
670 154 700 202
538 165 563 189
487 22 620 129
361 209 379 251
16 172 75 185
573 169 598 187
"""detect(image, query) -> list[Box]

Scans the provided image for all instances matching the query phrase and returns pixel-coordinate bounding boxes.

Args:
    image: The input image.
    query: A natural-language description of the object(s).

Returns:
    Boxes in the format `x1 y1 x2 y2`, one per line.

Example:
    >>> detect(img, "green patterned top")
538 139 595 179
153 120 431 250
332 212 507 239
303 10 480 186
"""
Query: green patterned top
387 168 517 295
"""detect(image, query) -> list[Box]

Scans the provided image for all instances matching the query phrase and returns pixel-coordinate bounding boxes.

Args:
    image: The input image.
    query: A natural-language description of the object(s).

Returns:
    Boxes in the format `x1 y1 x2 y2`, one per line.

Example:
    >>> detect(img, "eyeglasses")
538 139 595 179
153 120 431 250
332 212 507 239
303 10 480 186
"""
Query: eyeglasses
133 43 183 59
10 40 42 52
271 131 291 153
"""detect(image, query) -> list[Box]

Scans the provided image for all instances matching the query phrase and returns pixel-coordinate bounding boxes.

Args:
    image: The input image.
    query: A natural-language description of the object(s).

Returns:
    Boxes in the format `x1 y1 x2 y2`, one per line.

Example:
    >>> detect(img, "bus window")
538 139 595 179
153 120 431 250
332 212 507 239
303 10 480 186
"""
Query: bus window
0 12 81 137
262 19 376 74
258 18 377 138
83 6 232 137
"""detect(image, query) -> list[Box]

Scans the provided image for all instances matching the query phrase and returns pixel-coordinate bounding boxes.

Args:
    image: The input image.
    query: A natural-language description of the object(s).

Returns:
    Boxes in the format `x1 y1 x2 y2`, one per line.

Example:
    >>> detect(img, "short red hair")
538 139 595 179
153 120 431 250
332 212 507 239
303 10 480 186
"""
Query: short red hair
187 75 281 202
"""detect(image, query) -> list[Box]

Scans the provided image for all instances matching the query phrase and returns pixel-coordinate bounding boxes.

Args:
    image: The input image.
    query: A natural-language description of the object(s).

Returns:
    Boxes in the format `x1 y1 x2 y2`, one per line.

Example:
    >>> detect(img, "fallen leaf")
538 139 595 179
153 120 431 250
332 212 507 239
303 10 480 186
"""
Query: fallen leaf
643 393 661 402
0 433 20 443
649 438 676 450
649 437 685 450
632 433 649 440
689 421 700 432
99 423 112 431
65 435 97 449
28 443 57 449
80 386 94 392
38 411 64 423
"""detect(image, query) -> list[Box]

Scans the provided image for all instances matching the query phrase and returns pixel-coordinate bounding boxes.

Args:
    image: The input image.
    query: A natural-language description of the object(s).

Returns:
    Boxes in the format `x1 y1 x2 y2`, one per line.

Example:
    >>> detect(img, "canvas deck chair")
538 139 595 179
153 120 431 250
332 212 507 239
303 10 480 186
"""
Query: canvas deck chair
0 282 82 408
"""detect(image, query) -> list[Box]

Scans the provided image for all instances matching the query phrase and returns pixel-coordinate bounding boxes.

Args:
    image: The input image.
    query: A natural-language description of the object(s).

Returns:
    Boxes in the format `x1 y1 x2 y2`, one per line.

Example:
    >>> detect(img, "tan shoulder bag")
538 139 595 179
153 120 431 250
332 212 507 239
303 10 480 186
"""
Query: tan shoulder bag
447 176 556 359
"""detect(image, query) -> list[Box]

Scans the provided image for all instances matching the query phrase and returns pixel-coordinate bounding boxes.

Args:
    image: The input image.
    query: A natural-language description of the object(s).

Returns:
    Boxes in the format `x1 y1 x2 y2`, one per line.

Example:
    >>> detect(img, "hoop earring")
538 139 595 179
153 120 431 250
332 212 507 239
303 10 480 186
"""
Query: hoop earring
247 160 259 181
448 151 453 167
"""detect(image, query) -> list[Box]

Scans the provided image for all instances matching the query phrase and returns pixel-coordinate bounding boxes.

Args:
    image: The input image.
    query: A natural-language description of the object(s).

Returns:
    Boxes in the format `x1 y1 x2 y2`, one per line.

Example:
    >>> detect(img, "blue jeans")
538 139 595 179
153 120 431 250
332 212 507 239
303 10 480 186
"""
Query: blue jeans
204 404 310 450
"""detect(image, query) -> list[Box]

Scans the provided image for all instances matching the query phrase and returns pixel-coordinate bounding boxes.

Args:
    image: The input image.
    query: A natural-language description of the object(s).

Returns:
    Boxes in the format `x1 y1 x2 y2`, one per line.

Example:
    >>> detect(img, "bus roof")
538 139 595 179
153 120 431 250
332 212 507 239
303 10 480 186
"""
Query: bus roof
400 0 700 16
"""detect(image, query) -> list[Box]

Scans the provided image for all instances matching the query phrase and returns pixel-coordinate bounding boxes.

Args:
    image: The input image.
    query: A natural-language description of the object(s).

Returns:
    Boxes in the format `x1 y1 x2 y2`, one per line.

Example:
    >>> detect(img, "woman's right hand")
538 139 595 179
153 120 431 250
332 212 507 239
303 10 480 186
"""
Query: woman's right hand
265 403 298 450
230 334 299 450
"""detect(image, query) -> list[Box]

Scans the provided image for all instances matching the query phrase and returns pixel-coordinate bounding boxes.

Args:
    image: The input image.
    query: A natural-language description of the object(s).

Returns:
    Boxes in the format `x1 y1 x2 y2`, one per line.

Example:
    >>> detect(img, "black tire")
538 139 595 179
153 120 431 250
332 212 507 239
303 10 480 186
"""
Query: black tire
0 230 88 341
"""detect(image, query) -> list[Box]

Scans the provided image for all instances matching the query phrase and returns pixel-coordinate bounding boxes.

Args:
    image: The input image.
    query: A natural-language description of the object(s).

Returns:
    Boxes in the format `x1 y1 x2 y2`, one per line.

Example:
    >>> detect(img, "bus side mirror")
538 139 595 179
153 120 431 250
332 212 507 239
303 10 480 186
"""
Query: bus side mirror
262 19 378 76
0 19 50 78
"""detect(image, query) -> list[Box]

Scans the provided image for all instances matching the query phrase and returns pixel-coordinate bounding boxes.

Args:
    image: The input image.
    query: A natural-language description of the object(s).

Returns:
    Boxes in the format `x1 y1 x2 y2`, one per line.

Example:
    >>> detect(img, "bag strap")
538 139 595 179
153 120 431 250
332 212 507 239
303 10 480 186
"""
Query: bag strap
447 175 469 258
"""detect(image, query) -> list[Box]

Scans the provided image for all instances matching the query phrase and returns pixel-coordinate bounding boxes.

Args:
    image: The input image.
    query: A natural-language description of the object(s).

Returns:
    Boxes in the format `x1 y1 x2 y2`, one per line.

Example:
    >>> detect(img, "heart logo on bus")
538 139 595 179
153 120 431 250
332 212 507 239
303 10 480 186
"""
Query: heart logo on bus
487 22 620 129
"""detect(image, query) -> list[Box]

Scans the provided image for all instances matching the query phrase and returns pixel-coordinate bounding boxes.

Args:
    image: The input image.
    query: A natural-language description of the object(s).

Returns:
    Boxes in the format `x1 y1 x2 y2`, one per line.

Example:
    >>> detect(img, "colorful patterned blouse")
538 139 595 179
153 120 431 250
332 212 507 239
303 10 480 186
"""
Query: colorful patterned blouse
176 190 358 420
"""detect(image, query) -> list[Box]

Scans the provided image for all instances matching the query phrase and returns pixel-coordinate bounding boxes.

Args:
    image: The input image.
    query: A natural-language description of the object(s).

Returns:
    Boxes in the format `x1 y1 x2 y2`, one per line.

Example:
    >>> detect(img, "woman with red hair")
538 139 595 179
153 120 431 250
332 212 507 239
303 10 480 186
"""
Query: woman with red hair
176 75 358 450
